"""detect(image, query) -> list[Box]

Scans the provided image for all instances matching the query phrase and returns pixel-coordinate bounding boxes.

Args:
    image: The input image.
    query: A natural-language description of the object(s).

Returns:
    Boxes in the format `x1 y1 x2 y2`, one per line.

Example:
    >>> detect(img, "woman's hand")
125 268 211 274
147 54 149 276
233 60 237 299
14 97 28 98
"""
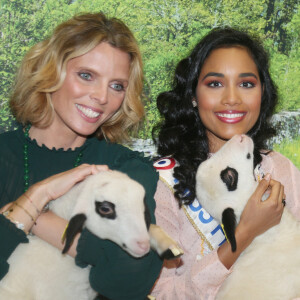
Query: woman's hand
218 174 285 269
0 164 109 235
237 173 285 241
0 164 109 211
34 164 109 203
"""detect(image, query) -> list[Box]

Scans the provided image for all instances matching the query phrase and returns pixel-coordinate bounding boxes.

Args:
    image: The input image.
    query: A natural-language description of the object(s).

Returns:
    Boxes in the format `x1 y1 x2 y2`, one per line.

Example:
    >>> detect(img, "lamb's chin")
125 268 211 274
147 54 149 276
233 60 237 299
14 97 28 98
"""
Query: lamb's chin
126 249 149 258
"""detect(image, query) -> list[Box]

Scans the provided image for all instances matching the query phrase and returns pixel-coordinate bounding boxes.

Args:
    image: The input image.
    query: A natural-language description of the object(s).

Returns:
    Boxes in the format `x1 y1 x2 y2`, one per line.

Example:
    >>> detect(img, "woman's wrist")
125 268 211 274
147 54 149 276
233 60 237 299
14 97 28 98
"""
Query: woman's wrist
2 199 39 235
26 182 53 209
234 223 254 251
217 222 254 269
31 211 78 257
1 184 53 234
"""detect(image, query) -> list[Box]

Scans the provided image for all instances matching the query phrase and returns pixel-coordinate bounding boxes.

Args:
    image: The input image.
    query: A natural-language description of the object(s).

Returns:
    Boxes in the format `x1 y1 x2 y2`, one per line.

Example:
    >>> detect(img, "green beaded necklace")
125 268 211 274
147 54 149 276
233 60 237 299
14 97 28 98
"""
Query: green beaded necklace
23 125 83 192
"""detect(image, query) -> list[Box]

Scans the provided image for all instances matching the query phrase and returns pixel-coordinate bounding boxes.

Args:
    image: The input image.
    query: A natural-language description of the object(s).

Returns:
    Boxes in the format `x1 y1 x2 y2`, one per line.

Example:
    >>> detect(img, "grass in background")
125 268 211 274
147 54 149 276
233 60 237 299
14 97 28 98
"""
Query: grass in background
273 137 300 170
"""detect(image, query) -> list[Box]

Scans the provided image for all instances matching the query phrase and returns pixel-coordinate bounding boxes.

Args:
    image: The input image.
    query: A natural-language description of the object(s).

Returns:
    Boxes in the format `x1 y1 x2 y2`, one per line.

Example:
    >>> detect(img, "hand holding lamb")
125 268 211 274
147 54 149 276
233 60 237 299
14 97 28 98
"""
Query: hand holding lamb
59 170 183 259
196 134 300 300
0 170 183 300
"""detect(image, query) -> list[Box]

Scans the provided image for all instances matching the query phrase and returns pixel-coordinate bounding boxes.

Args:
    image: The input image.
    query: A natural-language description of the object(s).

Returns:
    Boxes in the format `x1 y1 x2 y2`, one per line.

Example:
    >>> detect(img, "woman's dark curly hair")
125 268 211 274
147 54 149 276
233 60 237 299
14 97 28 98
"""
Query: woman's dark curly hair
153 27 278 206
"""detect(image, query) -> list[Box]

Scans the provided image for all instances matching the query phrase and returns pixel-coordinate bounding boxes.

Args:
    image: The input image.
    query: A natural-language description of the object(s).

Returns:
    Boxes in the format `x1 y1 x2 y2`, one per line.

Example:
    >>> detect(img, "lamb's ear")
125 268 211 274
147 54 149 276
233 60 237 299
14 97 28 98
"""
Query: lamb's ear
222 208 237 252
144 199 151 230
62 213 87 254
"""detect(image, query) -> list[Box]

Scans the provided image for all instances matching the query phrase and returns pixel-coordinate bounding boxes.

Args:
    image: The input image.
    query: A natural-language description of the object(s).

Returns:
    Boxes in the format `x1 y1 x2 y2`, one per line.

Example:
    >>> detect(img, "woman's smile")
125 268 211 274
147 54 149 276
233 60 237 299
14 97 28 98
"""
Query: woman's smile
75 104 102 122
196 47 262 152
214 110 247 124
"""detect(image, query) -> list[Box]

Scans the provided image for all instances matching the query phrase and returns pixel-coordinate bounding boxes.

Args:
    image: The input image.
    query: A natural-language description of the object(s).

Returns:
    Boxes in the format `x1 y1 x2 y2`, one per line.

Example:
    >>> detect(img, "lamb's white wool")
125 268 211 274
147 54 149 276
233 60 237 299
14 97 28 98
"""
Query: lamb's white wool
196 134 258 225
53 170 151 258
0 170 182 300
196 134 300 300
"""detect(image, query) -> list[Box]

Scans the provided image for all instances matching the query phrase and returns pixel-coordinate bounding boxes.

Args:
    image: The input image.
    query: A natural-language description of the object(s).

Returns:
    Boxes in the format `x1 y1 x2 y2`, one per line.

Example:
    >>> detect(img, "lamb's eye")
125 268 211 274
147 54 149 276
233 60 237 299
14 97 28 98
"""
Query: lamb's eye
220 167 238 191
247 153 251 159
99 206 113 214
95 201 116 219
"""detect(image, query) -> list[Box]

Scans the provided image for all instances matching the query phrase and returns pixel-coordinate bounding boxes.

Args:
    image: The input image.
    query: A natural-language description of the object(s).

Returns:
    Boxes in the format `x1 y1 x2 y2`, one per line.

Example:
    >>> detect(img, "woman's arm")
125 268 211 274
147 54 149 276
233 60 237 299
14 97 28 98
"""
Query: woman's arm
218 175 284 269
31 211 79 257
152 175 284 300
73 158 163 300
0 164 108 266
2 157 163 299
30 164 109 257
1 164 108 233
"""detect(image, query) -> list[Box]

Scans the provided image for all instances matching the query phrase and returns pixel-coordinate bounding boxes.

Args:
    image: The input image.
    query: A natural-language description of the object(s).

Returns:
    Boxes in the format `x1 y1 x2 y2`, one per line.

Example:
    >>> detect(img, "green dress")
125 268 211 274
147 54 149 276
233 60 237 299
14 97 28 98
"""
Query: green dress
0 126 162 299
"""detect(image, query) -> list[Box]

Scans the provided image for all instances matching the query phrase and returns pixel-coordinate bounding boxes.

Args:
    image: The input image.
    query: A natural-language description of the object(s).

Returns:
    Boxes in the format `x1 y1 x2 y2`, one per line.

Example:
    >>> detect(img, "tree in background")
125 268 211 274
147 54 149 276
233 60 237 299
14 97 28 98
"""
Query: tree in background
0 0 299 138
0 0 73 131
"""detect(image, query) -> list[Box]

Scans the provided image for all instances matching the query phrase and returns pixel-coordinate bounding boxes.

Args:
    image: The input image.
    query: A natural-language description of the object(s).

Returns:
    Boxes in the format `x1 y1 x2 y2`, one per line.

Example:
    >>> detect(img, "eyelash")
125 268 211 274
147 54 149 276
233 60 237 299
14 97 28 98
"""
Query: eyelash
77 71 126 92
78 72 92 81
207 81 222 87
206 80 256 88
240 81 256 88
111 83 125 92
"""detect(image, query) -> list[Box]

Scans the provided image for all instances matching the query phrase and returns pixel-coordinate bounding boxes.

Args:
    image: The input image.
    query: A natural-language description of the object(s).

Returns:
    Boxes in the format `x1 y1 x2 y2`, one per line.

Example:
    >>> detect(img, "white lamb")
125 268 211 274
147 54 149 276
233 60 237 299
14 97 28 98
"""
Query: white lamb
0 170 183 300
196 134 300 300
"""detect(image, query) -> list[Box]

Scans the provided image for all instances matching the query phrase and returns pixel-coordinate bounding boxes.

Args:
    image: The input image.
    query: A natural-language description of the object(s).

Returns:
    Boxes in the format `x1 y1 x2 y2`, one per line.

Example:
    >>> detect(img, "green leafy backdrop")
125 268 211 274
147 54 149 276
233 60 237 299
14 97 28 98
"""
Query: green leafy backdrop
0 0 299 166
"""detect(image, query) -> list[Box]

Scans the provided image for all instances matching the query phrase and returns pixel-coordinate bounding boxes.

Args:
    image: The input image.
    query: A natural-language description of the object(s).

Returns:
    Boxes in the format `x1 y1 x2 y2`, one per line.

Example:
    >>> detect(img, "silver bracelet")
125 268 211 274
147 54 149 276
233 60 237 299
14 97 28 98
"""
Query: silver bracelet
2 209 29 235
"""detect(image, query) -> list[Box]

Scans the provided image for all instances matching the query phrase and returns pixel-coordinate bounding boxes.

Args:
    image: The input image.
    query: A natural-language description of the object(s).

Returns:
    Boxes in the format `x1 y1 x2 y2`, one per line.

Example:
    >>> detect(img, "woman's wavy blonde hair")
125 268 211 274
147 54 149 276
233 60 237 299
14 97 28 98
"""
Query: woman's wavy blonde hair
10 12 144 142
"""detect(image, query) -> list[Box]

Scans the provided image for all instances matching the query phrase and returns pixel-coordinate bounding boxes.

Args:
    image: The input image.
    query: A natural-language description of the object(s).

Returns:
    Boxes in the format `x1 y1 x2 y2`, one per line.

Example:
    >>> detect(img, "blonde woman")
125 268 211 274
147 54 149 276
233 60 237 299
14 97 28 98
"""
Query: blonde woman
0 12 162 299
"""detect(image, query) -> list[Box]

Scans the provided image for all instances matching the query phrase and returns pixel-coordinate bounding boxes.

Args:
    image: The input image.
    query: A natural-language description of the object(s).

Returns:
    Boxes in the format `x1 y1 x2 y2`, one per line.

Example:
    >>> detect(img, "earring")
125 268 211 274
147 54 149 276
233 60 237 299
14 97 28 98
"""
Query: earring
192 100 197 107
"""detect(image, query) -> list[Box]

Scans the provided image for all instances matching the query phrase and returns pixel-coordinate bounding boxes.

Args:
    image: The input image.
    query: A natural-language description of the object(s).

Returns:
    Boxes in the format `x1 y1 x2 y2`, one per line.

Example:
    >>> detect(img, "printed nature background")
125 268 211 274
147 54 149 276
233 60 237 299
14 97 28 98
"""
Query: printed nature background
0 0 299 167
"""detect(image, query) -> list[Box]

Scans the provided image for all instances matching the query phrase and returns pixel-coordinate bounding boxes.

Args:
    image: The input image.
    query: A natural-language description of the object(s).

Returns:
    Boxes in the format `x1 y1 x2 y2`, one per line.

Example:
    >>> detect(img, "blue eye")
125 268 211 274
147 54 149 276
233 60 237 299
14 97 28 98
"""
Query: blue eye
111 83 124 91
79 72 92 81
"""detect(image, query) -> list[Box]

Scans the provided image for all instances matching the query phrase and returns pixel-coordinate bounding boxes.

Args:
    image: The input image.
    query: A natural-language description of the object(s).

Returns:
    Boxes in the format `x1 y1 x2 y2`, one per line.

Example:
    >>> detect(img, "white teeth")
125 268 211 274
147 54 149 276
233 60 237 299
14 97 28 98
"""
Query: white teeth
216 113 244 118
76 104 100 118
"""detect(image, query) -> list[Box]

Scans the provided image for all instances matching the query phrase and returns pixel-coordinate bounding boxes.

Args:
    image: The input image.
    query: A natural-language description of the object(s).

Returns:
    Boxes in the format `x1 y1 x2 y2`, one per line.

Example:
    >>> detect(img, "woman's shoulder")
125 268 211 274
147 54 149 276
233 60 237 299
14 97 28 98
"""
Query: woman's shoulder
88 137 158 184
88 137 139 158
153 157 177 192
95 138 151 162
261 150 300 189
261 150 297 171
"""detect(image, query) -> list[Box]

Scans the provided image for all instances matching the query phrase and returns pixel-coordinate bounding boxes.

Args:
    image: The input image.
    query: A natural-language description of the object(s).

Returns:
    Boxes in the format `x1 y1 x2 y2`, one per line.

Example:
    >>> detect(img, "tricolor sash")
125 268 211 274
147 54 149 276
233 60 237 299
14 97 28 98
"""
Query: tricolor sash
154 157 226 254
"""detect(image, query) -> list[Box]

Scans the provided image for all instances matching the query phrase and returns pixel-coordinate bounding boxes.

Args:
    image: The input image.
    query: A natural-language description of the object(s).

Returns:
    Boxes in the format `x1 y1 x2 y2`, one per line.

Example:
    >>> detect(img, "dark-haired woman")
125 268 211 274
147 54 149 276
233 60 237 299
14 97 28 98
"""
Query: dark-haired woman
150 28 300 299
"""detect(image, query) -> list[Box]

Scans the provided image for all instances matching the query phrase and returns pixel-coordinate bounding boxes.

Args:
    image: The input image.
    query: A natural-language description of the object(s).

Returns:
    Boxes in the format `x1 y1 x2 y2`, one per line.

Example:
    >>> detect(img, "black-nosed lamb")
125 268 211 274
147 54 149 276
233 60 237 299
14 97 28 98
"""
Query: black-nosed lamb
196 134 300 300
0 170 183 300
